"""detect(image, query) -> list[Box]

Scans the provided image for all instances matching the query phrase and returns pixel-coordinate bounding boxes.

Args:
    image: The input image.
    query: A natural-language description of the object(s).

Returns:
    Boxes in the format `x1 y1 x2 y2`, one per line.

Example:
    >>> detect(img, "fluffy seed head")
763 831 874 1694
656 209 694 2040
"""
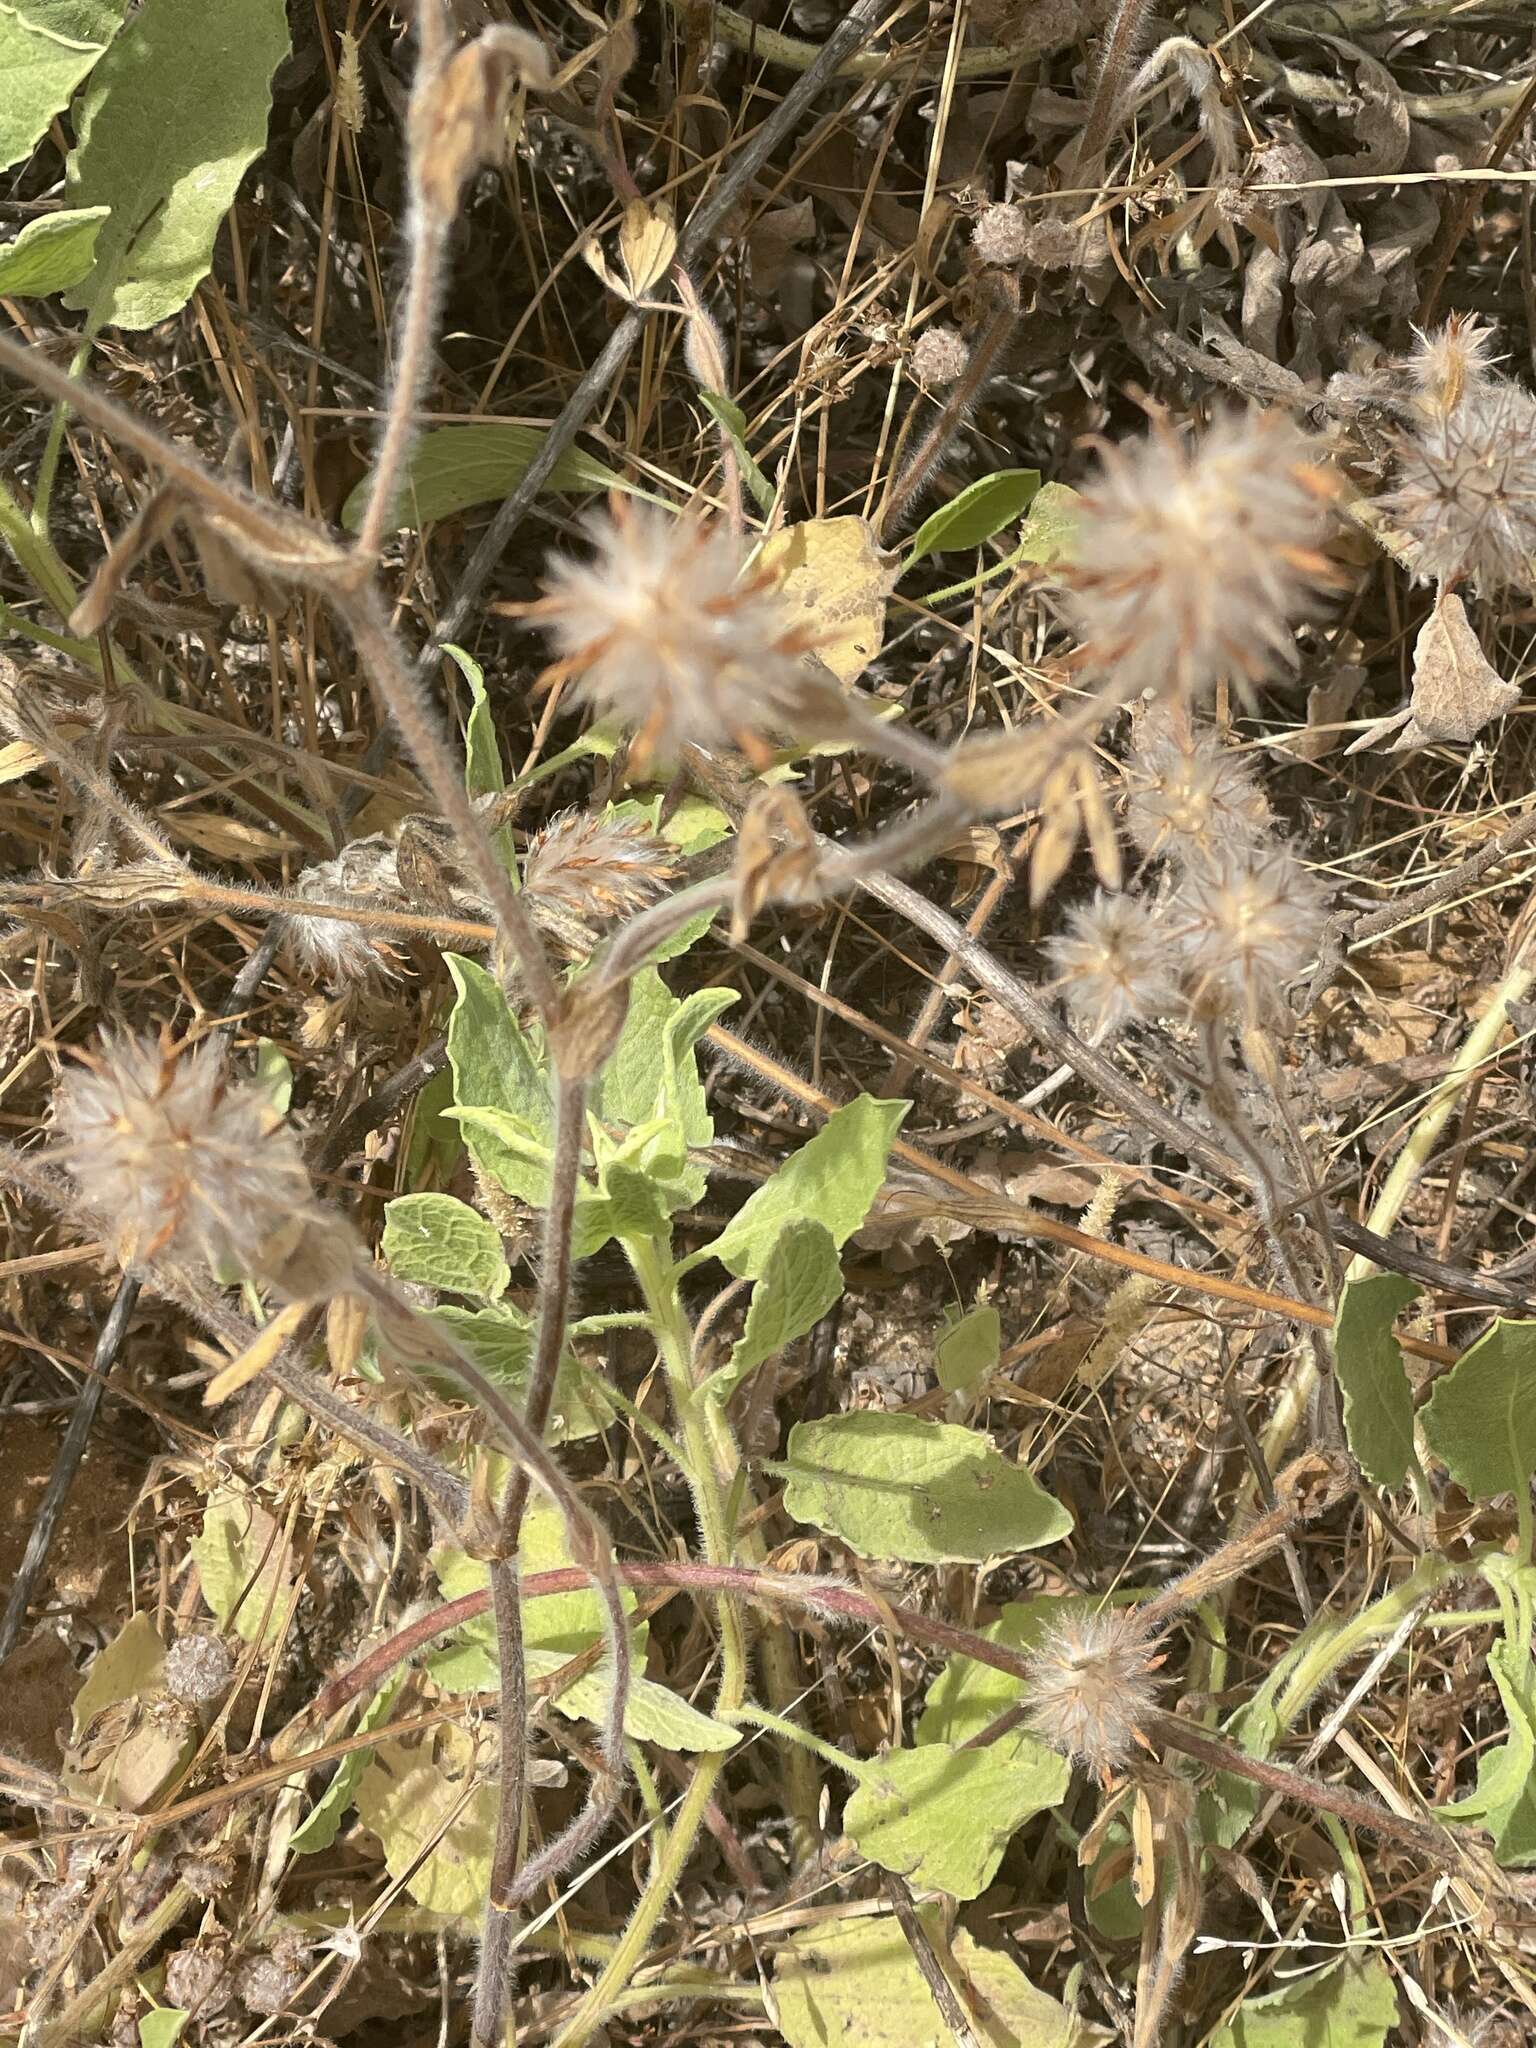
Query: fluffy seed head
1046 893 1182 1036
910 324 970 388
1171 844 1327 1025
521 809 679 956
237 1953 306 2017
1066 411 1337 704
163 1632 234 1706
1377 376 1536 594
972 202 1030 267
1404 313 1501 420
532 503 821 770
52 1029 355 1295
1023 1609 1162 1767
286 838 403 988
1125 713 1271 865
164 1944 236 2019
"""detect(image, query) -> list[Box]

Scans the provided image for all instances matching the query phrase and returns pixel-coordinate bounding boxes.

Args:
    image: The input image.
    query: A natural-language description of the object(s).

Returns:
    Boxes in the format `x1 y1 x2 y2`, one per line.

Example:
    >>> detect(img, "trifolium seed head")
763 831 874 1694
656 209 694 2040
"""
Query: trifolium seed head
1125 712 1271 866
285 839 403 989
1377 376 1536 595
164 1944 236 2019
1066 410 1337 704
163 1632 234 1707
51 1028 358 1296
1022 1609 1162 1768
1047 893 1182 1036
521 809 679 957
1171 843 1328 1027
1403 313 1502 420
237 1953 306 2017
910 324 970 389
532 502 822 770
971 202 1030 268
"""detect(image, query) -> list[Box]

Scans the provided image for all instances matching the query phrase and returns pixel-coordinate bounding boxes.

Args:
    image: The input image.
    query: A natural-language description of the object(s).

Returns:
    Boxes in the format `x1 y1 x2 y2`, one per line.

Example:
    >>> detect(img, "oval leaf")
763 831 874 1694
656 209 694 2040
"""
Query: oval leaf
1332 1271 1420 1488
781 1412 1072 1564
1421 1317 1536 1500
0 206 110 296
904 468 1041 566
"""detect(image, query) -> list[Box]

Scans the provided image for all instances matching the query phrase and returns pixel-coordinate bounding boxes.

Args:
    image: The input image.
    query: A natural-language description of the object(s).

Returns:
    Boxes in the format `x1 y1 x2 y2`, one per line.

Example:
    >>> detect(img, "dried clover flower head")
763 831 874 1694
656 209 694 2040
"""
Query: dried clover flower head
1047 893 1181 1037
52 1029 357 1297
1066 410 1336 704
1404 313 1502 420
971 202 1029 267
286 837 403 988
237 1951 306 2017
164 1943 236 2019
163 1632 233 1706
1023 1608 1162 1767
1377 376 1536 594
521 809 679 957
910 323 970 388
532 502 821 770
1125 711 1271 866
1171 843 1327 1026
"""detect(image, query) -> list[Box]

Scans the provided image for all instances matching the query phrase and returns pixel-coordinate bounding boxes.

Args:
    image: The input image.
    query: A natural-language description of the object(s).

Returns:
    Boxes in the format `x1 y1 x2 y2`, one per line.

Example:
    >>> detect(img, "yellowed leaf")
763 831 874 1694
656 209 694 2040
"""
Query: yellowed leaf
756 516 892 686
355 1724 498 1920
203 1299 310 1405
617 197 675 297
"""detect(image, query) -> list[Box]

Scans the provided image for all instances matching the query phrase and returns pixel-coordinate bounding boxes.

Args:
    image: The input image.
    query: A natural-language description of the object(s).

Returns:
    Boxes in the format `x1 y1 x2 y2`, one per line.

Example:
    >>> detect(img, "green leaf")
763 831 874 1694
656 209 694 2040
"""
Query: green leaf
62 0 290 328
381 1193 510 1301
781 1412 1073 1564
903 468 1041 567
1421 1317 1536 1498
937 1303 1001 1393
916 1597 1083 1748
1437 1636 1536 1862
190 1488 296 1646
65 1611 194 1813
138 2011 189 2048
773 1915 1084 2048
705 1219 842 1401
443 643 505 800
698 390 775 513
402 1062 462 1192
341 422 655 533
702 1094 908 1281
1332 1272 1420 1488
1210 1954 1398 2048
444 953 552 1203
354 1724 497 1921
427 1305 611 1440
428 1514 733 1750
254 1036 293 1116
70 1608 166 1741
844 1739 1069 1899
1009 479 1080 565
291 1677 403 1855
0 205 109 295
0 0 124 174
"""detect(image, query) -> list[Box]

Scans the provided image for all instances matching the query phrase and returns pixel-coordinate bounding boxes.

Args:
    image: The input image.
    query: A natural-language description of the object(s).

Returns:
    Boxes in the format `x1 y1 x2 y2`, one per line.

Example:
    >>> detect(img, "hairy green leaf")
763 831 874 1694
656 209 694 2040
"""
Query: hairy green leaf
354 1724 497 1920
1333 1271 1420 1487
936 1302 1001 1393
903 468 1041 566
1421 1317 1536 1498
916 1597 1085 1747
138 2011 189 2048
1210 1954 1397 2048
702 1094 907 1280
0 205 109 294
63 0 289 328
291 1677 403 1855
844 1739 1069 1899
706 1218 842 1401
191 1489 296 1646
773 1915 1083 2048
381 1193 510 1301
1436 1636 1536 1863
341 421 651 533
0 0 123 173
698 390 774 513
444 953 552 1202
427 1304 611 1441
781 1412 1073 1564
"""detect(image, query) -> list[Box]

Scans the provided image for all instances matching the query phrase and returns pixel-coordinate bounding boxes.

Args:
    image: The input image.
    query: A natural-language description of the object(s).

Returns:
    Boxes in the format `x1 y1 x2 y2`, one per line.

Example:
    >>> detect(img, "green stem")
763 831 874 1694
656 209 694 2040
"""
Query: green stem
724 1701 868 1780
1273 1554 1457 1732
0 473 79 621
31 336 96 540
552 1235 751 2048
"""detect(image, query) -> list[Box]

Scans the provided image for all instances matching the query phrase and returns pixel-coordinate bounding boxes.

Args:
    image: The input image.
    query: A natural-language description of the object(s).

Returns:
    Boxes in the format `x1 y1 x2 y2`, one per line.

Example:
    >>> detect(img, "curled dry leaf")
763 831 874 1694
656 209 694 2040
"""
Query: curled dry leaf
1349 591 1520 752
730 786 822 937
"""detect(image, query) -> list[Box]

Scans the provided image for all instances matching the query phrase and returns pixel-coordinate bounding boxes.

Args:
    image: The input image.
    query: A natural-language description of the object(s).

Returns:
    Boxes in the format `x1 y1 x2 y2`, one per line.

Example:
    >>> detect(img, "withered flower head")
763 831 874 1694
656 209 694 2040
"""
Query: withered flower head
1022 1608 1163 1768
1047 892 1181 1036
521 809 679 957
1378 375 1536 595
1171 842 1327 1027
532 503 821 770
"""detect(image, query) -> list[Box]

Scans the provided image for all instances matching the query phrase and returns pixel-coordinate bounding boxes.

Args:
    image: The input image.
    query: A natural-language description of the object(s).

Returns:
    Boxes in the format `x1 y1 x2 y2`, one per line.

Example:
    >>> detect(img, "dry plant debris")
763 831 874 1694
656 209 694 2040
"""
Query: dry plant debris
5 2 1536 2046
